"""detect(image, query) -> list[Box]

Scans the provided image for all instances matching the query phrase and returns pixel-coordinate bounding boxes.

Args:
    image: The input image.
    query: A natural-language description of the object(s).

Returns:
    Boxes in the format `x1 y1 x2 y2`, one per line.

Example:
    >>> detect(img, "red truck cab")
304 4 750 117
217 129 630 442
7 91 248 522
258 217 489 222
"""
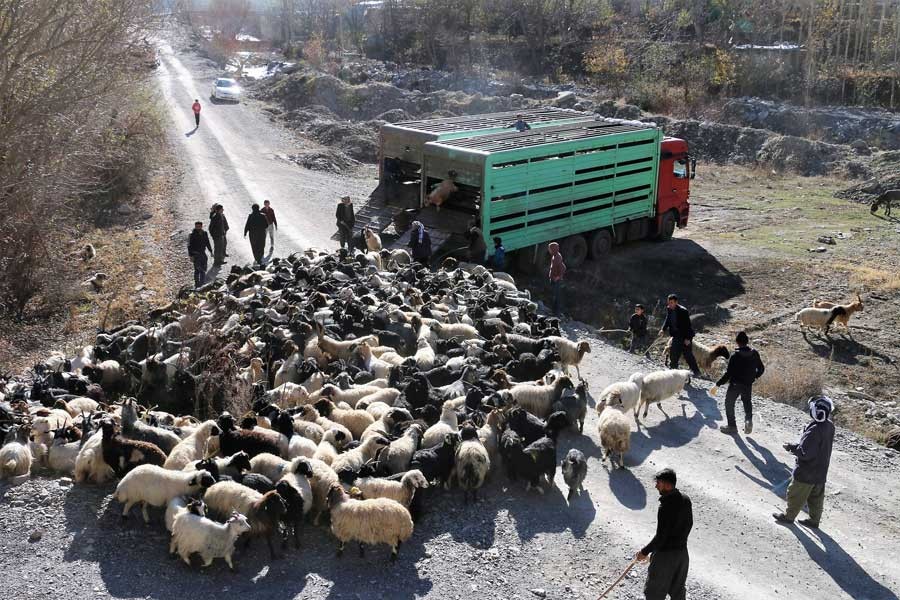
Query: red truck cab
655 137 693 239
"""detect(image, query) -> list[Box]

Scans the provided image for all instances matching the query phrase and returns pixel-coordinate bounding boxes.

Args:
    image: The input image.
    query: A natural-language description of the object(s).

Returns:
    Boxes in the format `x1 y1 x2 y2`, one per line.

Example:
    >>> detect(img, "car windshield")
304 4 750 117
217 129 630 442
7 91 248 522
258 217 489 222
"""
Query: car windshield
216 79 235 88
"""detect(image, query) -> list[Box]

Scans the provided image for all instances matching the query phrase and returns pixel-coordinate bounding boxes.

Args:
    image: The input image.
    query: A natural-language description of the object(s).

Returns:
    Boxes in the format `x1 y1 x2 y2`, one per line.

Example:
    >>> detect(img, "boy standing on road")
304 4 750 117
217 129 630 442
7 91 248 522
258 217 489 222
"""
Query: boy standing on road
714 331 765 435
629 304 649 353
191 99 201 127
187 221 212 288
261 199 277 253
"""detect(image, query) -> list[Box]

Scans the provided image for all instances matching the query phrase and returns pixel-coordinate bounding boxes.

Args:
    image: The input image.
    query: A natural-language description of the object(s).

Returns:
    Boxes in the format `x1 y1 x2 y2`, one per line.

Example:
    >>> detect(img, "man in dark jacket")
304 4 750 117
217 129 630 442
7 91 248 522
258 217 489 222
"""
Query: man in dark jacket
660 294 701 376
244 204 269 265
715 331 765 435
208 203 229 265
637 468 693 600
187 221 212 288
335 195 355 250
629 304 649 353
466 226 487 264
774 396 836 529
409 221 431 264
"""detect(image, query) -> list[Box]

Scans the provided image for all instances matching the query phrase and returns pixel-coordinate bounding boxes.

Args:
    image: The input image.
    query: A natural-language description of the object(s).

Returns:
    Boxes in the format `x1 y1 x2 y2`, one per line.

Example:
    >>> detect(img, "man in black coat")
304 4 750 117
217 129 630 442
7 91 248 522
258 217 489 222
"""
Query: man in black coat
409 221 432 264
244 203 269 265
336 195 355 250
715 330 765 435
208 203 229 265
660 294 701 376
187 221 212 288
774 396 836 529
637 468 693 600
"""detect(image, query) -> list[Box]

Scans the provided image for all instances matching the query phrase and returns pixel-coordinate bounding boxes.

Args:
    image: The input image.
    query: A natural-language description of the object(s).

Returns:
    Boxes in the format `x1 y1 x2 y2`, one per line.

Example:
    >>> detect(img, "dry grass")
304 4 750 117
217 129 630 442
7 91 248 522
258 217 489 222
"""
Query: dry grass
846 265 900 293
754 358 826 409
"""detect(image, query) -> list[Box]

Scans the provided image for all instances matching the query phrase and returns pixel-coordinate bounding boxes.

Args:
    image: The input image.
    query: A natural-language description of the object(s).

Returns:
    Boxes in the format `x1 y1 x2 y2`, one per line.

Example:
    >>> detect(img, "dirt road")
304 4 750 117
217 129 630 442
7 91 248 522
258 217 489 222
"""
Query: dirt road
155 42 374 269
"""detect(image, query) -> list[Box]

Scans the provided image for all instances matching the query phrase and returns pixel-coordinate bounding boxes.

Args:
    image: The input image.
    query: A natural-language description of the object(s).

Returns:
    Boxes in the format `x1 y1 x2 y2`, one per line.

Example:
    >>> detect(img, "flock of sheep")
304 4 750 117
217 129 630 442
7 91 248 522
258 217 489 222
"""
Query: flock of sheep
0 247 700 569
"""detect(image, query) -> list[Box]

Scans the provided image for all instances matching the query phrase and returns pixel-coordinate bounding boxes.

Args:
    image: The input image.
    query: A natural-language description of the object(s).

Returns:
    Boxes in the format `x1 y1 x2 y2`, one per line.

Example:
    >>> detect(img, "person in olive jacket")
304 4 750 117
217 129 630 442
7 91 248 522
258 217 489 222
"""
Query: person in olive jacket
243 203 269 265
187 221 212 288
636 468 693 600
774 396 836 529
336 195 355 250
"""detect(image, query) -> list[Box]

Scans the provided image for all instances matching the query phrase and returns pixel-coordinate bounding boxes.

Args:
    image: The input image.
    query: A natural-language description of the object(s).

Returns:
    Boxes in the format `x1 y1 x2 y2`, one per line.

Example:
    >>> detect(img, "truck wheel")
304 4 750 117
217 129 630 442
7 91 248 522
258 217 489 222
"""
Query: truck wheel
589 229 613 259
658 211 677 241
561 235 588 268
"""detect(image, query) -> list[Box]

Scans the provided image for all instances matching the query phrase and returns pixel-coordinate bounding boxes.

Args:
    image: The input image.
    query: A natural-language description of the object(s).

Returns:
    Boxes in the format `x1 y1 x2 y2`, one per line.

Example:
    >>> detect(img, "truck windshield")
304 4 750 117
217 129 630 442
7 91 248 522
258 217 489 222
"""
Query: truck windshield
674 159 688 179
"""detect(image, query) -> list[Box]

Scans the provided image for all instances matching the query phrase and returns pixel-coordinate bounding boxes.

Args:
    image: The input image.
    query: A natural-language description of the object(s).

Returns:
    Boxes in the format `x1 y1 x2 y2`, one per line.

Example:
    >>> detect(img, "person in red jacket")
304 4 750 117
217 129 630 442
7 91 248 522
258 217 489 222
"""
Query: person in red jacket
260 199 277 252
191 99 201 127
548 241 566 316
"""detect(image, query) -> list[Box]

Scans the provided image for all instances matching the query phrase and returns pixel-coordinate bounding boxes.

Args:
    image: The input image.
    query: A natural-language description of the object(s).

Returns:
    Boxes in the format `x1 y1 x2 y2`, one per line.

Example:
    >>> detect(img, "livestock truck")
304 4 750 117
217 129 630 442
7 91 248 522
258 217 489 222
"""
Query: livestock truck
353 109 694 270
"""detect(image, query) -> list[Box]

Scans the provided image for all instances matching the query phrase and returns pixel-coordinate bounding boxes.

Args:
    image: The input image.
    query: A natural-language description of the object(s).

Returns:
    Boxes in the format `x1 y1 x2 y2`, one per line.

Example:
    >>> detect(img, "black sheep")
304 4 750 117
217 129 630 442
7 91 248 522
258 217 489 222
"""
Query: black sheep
520 411 570 492
410 433 460 488
217 413 281 458
504 348 560 382
499 429 536 489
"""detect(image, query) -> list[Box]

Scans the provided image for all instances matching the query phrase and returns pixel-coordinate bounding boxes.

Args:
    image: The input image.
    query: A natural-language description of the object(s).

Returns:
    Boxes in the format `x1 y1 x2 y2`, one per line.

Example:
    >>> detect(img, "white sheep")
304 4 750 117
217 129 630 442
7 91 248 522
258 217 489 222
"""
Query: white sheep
358 399 392 421
318 383 384 409
47 430 81 475
353 469 429 507
632 369 693 419
164 495 206 533
295 456 339 523
596 375 642 419
0 426 32 481
356 388 401 410
330 435 389 475
364 227 382 252
315 399 375 439
163 420 221 471
596 400 632 469
414 337 435 371
170 510 251 570
266 382 310 406
202 481 287 559
795 305 845 335
508 376 574 419
361 407 412 443
249 452 290 482
312 428 349 466
432 322 481 340
113 465 214 523
327 485 414 561
287 434 317 459
544 336 590 379
422 398 463 448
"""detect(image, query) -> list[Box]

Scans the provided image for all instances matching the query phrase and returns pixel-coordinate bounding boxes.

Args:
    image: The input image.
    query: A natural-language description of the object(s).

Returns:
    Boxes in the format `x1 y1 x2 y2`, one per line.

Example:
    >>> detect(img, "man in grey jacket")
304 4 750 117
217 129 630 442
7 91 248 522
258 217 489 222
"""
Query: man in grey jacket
773 395 836 529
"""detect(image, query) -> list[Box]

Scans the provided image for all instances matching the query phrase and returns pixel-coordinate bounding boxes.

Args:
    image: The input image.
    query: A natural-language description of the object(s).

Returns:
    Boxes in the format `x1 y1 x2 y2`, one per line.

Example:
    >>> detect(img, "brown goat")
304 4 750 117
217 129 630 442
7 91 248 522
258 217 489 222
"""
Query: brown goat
813 293 863 332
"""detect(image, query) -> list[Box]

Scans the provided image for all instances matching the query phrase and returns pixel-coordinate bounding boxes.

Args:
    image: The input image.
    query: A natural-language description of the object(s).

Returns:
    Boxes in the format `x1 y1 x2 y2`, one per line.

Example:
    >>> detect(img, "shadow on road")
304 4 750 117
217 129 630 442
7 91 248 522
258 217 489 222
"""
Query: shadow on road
185 126 198 137
792 527 899 600
606 466 647 510
732 436 792 497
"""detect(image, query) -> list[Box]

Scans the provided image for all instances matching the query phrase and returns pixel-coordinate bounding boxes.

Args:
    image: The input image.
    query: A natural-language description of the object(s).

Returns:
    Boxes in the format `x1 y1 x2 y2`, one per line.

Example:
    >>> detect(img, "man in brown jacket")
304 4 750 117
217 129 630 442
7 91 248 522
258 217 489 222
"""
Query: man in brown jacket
261 199 277 253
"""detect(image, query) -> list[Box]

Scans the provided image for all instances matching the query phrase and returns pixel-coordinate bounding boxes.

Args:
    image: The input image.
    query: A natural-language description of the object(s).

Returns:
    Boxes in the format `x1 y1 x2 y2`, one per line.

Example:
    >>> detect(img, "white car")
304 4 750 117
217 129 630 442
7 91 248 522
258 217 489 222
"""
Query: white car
211 77 241 102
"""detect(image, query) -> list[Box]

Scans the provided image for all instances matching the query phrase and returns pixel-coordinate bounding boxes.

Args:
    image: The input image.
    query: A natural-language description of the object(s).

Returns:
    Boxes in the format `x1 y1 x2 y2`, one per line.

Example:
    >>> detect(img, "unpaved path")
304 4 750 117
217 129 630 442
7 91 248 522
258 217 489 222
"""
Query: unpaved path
1 44 898 600
155 41 374 271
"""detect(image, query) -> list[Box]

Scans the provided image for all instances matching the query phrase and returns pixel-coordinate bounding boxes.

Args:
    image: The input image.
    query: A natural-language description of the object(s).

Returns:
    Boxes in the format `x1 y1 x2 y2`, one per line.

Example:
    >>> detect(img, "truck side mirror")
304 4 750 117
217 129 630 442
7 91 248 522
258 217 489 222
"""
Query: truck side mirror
690 158 697 179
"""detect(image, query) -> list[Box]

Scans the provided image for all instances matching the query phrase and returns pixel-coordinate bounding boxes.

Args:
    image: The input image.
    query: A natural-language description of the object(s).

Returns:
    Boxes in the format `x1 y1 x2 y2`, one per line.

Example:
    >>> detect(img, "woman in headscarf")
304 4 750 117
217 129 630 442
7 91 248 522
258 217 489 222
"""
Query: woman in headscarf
244 203 270 265
408 220 431 265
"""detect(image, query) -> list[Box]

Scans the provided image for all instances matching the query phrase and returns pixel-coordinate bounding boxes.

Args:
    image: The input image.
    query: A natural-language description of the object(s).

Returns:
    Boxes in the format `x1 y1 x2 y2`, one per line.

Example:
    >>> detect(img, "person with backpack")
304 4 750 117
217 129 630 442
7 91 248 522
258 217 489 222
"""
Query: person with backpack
713 331 765 435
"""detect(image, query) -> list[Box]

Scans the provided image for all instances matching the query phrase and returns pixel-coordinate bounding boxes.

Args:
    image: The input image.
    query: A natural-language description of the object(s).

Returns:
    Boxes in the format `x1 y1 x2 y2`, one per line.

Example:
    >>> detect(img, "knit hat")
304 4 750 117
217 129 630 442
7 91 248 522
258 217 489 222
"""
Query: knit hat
808 396 834 423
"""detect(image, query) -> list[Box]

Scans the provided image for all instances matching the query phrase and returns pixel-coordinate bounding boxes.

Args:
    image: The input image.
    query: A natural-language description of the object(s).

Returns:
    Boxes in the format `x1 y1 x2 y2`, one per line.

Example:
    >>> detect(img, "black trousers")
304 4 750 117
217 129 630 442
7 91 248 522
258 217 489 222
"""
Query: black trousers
212 235 226 263
194 113 200 126
645 548 689 600
338 223 353 249
191 253 207 288
630 332 648 353
669 338 700 374
725 382 753 427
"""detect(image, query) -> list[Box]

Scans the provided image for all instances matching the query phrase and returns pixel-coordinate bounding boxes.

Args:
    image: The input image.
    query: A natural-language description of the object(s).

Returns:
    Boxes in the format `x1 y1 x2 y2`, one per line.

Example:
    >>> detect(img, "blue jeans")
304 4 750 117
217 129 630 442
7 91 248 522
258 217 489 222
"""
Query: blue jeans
550 280 561 315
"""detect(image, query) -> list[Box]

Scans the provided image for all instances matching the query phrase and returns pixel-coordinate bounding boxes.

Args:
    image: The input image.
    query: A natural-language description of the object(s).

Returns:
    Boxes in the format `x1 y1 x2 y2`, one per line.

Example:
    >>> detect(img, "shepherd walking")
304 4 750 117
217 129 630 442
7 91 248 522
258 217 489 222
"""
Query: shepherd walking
636 468 693 600
336 195 355 250
208 203 229 265
261 199 277 253
714 331 765 435
244 204 269 266
191 99 201 128
548 241 566 316
660 294 701 376
187 221 212 288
